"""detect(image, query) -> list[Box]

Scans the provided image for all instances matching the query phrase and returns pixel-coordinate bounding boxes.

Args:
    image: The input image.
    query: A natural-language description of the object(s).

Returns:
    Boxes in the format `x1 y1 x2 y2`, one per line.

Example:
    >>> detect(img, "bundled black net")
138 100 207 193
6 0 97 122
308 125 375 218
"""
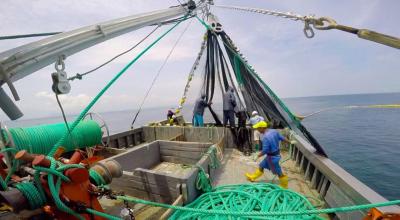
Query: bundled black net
197 30 327 156
219 31 327 156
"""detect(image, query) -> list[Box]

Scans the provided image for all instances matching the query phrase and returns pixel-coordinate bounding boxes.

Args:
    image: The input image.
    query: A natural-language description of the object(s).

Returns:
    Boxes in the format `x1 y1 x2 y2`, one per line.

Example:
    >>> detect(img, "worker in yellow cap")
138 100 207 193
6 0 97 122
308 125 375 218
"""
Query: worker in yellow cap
245 121 290 188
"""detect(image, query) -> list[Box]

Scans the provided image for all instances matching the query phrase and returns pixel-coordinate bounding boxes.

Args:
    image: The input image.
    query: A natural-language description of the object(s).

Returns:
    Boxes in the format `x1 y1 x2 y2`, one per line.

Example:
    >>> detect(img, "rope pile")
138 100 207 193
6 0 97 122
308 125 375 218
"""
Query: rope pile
170 183 321 220
116 188 400 220
6 120 102 154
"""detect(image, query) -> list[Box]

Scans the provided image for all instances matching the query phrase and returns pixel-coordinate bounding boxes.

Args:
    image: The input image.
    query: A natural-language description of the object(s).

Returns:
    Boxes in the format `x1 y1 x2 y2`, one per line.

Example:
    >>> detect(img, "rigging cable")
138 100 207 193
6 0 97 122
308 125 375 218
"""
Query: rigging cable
129 18 193 128
55 94 81 149
296 104 400 120
195 15 328 156
68 26 160 81
47 13 190 157
55 94 71 133
214 4 400 49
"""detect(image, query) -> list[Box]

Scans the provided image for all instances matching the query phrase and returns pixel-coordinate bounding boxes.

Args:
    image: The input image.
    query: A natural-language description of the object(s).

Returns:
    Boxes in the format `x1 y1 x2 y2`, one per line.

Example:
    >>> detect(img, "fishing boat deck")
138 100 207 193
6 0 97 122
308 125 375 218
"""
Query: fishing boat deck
213 148 323 203
97 124 400 219
101 145 329 220
213 148 329 219
151 161 193 177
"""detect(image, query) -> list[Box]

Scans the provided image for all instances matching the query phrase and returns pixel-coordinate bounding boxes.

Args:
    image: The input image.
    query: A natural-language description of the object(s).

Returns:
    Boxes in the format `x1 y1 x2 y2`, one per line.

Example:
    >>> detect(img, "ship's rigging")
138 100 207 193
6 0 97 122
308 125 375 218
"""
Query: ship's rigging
0 1 399 219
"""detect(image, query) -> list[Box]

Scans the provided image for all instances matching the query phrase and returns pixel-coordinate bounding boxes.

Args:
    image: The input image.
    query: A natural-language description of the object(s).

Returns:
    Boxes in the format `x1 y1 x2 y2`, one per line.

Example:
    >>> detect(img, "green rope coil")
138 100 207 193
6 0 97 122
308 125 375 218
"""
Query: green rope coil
115 182 400 219
15 182 46 209
170 183 321 220
89 169 106 186
5 120 102 154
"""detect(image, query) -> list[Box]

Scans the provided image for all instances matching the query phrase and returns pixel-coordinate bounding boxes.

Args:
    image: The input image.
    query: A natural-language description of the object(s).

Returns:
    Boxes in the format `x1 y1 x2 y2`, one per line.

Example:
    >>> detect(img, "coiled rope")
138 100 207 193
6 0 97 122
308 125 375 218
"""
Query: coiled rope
170 183 320 220
114 184 400 219
15 182 47 209
6 120 102 155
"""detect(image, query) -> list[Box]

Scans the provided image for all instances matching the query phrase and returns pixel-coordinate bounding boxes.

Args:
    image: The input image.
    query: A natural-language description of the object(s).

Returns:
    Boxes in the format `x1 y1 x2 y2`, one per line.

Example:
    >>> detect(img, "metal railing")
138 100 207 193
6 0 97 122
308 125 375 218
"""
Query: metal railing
290 133 400 219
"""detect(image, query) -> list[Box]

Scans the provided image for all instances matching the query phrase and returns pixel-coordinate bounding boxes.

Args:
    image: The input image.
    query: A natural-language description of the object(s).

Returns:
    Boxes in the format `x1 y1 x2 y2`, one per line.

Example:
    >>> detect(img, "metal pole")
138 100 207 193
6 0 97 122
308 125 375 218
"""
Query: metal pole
0 3 204 84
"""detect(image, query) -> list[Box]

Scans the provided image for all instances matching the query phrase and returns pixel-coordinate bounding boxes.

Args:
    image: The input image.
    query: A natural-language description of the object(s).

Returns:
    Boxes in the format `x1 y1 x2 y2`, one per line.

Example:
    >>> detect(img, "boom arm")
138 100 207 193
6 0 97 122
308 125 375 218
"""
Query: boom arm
0 2 203 120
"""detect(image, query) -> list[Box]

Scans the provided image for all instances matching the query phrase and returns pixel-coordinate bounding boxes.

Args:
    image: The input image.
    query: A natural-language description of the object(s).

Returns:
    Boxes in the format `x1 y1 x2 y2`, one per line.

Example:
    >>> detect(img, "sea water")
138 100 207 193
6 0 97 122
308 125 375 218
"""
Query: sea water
4 92 400 200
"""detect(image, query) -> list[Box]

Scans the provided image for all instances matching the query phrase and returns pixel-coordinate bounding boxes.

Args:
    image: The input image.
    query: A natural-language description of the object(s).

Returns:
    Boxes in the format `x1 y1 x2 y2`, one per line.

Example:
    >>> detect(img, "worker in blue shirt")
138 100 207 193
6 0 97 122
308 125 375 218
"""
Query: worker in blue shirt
193 94 211 127
245 121 290 188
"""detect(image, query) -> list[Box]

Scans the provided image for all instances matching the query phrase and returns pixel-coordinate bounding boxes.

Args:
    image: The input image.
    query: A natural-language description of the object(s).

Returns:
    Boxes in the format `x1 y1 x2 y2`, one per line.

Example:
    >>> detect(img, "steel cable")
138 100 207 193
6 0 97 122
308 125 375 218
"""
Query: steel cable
130 18 193 128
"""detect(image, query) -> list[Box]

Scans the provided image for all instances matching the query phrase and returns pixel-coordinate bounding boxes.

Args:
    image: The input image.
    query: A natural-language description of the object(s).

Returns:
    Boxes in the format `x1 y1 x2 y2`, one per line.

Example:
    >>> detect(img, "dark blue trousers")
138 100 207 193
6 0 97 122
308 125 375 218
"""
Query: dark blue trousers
223 110 235 127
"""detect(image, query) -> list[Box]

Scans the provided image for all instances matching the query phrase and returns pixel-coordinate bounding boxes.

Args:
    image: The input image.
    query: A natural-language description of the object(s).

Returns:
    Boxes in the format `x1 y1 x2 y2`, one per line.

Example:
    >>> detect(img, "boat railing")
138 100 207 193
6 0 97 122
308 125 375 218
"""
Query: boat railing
104 127 145 149
290 133 400 219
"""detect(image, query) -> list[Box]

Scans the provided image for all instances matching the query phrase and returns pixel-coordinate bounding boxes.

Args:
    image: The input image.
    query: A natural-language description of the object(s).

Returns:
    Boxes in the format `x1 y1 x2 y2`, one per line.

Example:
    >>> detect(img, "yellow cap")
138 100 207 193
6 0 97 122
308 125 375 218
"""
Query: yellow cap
252 121 268 129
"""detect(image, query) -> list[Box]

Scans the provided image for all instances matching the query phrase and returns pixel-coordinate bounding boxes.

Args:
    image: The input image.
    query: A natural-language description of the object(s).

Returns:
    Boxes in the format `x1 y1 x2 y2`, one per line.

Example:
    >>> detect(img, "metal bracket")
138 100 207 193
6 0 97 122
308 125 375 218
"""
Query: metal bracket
51 55 71 95
0 65 20 101
207 14 223 33
96 25 107 37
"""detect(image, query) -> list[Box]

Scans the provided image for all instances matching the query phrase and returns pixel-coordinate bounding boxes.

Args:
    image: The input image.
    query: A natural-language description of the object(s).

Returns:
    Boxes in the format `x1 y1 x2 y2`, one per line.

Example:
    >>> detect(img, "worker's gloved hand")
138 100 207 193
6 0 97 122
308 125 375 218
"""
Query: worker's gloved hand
290 140 297 145
252 154 258 161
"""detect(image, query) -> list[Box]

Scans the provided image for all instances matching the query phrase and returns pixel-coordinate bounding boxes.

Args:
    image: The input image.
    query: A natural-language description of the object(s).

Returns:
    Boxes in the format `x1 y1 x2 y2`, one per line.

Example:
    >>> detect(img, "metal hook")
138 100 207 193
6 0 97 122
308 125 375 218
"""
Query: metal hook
55 55 66 72
312 17 337 30
303 21 315 38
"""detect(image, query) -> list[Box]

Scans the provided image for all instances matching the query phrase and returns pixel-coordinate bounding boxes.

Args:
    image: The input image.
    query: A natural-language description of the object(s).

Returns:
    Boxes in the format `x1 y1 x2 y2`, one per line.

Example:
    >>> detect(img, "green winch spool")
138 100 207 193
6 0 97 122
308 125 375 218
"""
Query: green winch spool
4 120 102 154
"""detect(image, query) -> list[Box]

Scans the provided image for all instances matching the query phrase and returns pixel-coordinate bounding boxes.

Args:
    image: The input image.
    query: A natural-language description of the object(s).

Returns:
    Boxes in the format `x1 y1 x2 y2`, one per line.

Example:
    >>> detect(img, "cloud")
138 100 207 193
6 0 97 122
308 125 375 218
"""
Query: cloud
34 91 139 113
35 91 92 111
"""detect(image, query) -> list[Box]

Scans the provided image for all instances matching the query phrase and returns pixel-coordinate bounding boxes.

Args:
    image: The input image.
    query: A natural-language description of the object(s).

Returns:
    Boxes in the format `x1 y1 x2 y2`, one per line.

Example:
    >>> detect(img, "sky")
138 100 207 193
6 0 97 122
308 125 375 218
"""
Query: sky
0 0 399 120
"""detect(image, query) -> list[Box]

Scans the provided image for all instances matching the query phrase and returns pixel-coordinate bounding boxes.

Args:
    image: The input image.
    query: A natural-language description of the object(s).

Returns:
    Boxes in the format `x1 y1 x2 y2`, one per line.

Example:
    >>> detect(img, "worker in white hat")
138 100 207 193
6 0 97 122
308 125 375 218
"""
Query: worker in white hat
249 111 264 151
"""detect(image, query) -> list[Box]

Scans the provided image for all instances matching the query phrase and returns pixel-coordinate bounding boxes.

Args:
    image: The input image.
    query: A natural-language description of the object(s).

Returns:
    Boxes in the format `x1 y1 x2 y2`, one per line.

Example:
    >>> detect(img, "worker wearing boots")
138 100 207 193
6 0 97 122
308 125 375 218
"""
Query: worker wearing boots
245 121 290 188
